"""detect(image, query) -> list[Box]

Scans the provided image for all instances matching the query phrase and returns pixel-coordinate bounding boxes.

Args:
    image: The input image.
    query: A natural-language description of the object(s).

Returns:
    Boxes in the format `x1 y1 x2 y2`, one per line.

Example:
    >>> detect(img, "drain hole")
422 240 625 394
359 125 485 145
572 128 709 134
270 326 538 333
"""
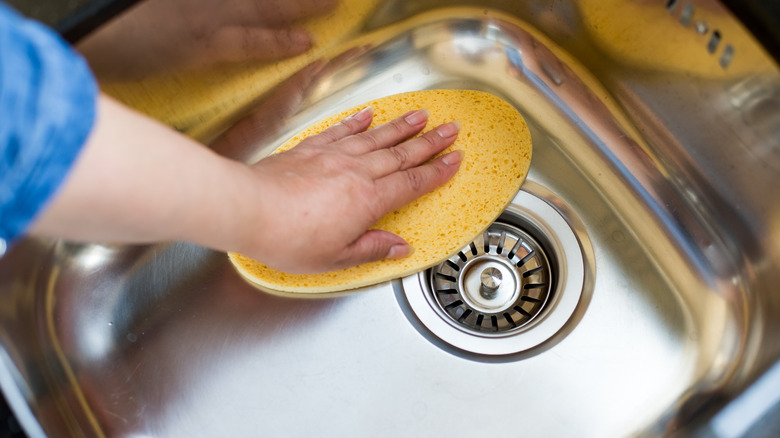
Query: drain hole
523 266 543 277
524 283 546 290
444 300 463 310
428 218 553 334
507 239 523 259
680 2 694 26
707 30 722 54
497 231 506 254
435 272 457 283
401 189 589 357
720 44 734 69
516 251 535 267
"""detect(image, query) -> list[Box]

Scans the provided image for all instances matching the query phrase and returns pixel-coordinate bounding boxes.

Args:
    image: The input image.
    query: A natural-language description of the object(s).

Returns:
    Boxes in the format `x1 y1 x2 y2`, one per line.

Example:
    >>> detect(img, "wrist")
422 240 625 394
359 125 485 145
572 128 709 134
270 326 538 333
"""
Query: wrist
202 158 270 257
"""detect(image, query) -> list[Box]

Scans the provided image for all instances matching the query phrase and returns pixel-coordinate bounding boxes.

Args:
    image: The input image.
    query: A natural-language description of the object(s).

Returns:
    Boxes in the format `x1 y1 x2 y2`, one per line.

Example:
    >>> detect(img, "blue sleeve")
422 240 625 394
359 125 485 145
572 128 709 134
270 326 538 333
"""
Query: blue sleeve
0 2 97 248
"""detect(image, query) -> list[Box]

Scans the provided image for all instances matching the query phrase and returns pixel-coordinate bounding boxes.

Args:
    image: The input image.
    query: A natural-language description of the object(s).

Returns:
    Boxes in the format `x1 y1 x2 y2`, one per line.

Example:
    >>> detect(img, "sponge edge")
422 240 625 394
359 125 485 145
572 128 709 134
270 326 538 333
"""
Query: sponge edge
228 89 532 295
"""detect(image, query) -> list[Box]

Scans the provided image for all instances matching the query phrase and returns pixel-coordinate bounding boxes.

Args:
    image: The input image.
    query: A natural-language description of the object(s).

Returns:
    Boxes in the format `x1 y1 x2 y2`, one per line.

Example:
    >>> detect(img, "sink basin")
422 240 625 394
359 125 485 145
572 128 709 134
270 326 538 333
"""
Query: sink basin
1 1 779 436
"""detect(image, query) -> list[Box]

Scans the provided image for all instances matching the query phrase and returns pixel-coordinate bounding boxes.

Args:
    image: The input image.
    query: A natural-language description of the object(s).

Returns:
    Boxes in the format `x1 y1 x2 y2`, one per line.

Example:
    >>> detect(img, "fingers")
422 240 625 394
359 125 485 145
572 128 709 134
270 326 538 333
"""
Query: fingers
304 106 375 147
336 149 463 268
206 26 313 63
374 150 464 213
340 109 430 155
335 230 413 270
362 121 460 177
305 108 435 154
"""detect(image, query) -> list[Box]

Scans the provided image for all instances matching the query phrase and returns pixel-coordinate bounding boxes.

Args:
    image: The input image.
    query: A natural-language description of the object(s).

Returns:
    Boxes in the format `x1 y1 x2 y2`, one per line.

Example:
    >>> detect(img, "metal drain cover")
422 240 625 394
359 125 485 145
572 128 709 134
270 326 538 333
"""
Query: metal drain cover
399 189 589 357
429 222 552 334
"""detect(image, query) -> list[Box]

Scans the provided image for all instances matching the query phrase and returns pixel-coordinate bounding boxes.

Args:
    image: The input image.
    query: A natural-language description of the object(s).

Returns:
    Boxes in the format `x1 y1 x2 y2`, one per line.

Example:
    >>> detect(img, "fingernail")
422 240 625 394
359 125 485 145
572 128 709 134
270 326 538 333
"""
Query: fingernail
387 243 414 259
404 109 429 126
350 106 374 123
442 150 464 166
436 120 461 138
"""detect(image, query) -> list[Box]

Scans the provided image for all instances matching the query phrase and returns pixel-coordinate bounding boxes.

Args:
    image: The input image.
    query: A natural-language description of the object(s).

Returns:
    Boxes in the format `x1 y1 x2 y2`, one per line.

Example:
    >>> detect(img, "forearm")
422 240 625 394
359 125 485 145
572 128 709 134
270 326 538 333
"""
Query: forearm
30 91 460 274
30 94 254 251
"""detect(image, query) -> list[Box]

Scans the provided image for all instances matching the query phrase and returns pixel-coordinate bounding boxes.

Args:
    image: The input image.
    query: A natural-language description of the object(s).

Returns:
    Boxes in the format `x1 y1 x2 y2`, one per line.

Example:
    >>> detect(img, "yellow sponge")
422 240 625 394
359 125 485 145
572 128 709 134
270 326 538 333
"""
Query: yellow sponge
579 0 773 77
229 89 532 295
101 0 381 140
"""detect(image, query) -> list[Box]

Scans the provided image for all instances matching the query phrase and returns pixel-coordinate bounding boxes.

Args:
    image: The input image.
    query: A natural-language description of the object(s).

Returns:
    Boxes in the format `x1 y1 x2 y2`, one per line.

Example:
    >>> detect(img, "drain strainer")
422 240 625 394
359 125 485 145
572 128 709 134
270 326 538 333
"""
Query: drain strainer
399 188 589 357
429 222 552 334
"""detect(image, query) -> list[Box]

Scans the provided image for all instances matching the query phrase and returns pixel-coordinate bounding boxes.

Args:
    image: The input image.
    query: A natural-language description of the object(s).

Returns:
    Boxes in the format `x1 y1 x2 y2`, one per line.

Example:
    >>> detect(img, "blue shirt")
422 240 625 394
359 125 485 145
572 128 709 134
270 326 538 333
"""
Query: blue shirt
0 3 97 250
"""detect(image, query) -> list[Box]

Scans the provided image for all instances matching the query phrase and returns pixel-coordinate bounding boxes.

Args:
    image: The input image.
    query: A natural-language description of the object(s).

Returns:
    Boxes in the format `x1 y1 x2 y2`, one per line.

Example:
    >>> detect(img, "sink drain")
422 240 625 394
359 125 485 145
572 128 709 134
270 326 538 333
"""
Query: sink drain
429 221 552 334
399 188 589 357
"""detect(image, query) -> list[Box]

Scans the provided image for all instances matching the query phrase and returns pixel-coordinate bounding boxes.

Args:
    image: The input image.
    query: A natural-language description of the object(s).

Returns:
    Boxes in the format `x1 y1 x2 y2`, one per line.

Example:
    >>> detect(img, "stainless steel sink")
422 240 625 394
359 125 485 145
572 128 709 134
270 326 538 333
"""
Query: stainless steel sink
2 0 779 436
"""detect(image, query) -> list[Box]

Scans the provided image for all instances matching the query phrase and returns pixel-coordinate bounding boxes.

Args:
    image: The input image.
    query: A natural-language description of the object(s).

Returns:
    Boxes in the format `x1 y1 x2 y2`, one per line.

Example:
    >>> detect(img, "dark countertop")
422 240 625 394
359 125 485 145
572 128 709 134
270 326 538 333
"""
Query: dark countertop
5 0 141 42
5 0 780 61
722 0 780 63
0 394 25 438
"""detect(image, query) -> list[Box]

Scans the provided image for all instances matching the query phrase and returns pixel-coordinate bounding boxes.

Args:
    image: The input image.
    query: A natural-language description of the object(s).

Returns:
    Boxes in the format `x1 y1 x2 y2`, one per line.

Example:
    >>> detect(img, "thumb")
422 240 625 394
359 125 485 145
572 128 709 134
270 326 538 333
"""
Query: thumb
337 230 414 270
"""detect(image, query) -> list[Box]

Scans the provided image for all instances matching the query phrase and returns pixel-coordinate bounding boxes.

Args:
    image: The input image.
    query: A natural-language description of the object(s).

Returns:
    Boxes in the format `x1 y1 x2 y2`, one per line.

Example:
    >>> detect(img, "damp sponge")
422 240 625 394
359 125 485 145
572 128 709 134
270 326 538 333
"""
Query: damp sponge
229 89 532 295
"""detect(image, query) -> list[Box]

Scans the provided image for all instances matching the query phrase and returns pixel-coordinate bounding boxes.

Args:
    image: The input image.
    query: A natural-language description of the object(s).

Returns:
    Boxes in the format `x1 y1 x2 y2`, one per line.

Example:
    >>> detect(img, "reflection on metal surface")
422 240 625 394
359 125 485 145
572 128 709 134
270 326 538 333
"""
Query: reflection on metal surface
401 187 589 357
1 0 779 436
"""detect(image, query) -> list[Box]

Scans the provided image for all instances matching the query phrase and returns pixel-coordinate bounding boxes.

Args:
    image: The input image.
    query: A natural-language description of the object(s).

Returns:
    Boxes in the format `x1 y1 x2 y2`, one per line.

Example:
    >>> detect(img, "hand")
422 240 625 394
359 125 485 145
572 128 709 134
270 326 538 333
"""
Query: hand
30 94 460 276
77 0 338 79
232 107 463 274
